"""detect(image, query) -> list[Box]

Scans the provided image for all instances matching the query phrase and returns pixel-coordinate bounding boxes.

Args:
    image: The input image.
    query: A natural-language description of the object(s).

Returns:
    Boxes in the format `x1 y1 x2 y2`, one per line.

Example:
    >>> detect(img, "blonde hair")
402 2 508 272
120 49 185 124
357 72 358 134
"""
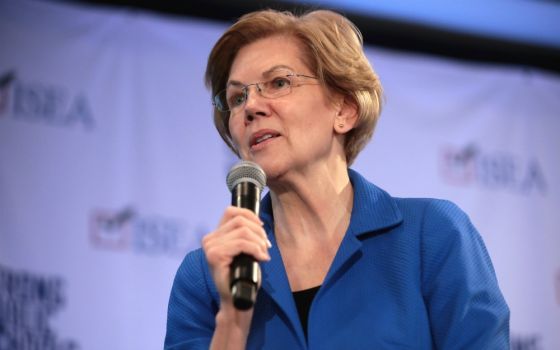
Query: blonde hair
205 9 383 165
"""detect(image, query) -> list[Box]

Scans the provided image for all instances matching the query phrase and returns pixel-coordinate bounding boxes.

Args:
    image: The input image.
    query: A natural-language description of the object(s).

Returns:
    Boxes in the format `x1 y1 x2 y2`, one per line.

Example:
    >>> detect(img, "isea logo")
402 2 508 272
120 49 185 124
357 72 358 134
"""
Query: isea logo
0 70 94 130
89 206 206 257
439 144 548 195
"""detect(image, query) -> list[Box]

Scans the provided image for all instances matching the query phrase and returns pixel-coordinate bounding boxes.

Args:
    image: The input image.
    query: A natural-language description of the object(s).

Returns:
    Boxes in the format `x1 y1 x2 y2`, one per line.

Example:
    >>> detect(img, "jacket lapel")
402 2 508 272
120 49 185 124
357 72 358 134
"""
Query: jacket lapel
259 195 307 347
257 169 403 347
318 169 404 296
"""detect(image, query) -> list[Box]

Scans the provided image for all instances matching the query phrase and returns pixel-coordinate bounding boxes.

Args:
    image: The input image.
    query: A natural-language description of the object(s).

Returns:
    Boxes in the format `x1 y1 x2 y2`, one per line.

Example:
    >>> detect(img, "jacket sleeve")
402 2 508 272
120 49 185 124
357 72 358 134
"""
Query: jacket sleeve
421 200 510 349
164 249 218 350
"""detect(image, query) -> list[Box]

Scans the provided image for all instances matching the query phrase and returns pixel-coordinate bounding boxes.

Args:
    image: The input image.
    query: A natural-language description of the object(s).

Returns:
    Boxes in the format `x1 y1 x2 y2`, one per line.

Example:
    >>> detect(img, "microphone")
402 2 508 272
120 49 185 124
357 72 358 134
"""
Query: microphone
226 160 267 310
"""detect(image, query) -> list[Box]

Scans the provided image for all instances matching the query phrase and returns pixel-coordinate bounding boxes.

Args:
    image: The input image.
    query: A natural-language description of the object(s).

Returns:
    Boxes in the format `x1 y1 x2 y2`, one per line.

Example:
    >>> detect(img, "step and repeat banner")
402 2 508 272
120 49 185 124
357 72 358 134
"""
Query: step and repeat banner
1 1 559 349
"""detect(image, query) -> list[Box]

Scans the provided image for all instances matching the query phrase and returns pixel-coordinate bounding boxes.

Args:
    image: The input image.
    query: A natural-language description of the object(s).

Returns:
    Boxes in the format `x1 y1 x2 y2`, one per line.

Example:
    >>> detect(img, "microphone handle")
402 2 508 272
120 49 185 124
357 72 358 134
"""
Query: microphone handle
230 254 260 310
230 182 262 310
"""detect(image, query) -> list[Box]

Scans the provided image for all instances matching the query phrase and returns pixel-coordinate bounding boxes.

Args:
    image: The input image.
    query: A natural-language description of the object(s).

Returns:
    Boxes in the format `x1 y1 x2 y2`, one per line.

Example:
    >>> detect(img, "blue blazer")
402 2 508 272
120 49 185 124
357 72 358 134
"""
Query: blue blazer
165 169 510 349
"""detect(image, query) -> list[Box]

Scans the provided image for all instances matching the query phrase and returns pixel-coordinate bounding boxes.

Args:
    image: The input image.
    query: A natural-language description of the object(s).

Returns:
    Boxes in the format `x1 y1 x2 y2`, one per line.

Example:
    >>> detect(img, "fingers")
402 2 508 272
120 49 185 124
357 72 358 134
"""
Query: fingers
217 206 271 248
203 225 271 262
205 228 271 263
202 206 272 304
219 206 263 228
202 206 271 265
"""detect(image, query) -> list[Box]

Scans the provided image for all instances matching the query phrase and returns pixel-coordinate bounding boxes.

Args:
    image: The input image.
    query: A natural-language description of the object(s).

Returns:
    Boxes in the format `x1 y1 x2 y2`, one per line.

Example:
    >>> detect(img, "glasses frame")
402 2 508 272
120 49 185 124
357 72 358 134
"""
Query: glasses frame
212 70 318 113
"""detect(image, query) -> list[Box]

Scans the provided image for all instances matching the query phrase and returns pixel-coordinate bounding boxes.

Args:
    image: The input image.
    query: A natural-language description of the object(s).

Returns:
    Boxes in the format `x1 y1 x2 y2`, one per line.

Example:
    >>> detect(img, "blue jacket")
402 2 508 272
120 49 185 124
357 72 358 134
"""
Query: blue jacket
165 169 510 349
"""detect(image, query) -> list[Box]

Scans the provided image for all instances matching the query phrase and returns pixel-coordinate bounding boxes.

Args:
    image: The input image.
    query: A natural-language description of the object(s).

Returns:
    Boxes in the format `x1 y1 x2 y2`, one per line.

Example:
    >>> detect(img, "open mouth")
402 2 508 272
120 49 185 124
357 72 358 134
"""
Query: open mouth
250 131 281 148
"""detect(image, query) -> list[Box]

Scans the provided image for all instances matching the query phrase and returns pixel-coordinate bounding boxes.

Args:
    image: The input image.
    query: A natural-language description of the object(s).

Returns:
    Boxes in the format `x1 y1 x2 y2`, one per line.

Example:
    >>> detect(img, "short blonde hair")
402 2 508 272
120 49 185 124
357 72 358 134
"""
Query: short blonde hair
205 9 383 165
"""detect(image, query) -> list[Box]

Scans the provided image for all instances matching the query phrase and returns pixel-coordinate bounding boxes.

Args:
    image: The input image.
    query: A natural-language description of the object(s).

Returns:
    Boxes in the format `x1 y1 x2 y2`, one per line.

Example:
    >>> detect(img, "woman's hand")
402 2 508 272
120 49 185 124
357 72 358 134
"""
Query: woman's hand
202 206 271 307
203 206 271 349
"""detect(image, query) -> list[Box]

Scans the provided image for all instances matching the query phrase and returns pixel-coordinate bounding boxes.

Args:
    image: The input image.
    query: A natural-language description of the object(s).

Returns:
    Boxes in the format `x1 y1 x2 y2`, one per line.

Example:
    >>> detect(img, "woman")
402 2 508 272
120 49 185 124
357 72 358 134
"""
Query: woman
165 9 510 349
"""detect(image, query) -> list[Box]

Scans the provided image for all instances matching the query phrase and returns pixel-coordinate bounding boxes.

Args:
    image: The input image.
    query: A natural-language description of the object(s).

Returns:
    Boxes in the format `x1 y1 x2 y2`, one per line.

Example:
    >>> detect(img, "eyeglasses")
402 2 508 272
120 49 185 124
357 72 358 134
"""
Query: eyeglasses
213 70 318 113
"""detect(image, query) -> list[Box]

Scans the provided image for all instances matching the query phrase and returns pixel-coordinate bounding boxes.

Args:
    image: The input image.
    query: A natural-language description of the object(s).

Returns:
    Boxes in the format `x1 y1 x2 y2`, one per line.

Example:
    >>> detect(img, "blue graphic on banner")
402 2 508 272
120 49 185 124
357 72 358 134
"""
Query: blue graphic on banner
0 70 94 130
0 265 79 350
0 71 15 116
511 334 542 350
439 144 547 195
89 207 205 256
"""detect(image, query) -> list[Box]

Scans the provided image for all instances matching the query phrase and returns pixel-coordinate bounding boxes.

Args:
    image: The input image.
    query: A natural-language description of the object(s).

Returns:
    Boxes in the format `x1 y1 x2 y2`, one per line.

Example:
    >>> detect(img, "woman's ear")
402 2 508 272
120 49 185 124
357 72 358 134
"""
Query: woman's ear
333 97 358 134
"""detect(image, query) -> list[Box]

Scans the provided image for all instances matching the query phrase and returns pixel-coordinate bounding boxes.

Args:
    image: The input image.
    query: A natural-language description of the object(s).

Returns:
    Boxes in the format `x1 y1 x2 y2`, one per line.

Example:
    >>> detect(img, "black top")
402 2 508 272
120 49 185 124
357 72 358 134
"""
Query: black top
292 285 321 340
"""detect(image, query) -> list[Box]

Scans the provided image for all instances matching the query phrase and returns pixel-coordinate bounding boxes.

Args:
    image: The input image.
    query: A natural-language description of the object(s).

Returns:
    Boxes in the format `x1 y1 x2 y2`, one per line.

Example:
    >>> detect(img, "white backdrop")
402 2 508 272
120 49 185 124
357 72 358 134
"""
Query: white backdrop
0 1 559 349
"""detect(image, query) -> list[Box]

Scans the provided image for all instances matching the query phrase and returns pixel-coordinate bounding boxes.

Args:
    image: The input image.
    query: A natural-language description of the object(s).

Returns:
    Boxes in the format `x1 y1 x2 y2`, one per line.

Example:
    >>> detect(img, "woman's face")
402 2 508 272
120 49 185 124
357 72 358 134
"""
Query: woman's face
227 35 343 182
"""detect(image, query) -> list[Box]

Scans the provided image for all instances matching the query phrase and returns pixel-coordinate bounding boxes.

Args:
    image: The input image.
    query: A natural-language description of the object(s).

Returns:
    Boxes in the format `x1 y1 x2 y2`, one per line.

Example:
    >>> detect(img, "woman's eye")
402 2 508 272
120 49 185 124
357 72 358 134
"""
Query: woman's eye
270 77 291 89
228 93 245 107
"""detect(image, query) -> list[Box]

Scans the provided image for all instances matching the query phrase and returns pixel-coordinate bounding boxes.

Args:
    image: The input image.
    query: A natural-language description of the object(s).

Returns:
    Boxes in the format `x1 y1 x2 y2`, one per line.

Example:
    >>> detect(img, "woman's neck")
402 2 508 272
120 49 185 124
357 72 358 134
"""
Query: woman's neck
269 164 353 248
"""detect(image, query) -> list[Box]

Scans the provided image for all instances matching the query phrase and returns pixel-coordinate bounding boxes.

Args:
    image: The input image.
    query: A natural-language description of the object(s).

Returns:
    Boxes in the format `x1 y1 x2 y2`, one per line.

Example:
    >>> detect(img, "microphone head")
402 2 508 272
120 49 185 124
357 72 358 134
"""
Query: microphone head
226 160 267 192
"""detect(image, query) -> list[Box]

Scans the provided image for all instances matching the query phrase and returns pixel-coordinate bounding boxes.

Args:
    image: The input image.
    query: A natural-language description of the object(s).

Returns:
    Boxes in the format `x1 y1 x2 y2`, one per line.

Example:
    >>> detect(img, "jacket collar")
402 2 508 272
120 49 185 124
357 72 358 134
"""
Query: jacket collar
259 168 403 238
346 168 403 236
257 169 403 345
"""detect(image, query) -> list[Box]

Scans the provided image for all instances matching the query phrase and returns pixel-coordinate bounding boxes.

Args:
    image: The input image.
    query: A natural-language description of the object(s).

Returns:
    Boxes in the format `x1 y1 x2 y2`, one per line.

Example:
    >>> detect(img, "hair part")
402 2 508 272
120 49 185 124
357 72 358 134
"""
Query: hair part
205 9 383 165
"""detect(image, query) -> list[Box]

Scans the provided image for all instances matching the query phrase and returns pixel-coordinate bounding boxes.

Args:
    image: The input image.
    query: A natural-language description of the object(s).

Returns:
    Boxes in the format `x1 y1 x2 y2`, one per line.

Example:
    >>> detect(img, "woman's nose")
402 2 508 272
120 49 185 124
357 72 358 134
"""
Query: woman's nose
243 85 267 124
243 84 263 108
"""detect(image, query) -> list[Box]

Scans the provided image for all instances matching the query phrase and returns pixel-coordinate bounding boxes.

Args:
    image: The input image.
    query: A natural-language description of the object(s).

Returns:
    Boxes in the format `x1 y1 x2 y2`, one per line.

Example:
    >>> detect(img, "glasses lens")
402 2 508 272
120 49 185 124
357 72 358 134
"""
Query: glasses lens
213 70 305 112
225 87 246 111
213 90 229 112
261 72 292 98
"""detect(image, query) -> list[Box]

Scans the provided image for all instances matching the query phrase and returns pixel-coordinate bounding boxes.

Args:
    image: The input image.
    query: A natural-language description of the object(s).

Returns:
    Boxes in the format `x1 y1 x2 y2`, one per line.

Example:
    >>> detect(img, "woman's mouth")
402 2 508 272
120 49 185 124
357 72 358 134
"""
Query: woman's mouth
250 131 281 150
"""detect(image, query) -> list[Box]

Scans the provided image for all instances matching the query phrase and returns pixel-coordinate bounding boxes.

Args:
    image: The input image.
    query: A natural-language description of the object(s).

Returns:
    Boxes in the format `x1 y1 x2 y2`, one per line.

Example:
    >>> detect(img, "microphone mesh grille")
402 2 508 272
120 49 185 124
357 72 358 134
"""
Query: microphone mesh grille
226 161 267 191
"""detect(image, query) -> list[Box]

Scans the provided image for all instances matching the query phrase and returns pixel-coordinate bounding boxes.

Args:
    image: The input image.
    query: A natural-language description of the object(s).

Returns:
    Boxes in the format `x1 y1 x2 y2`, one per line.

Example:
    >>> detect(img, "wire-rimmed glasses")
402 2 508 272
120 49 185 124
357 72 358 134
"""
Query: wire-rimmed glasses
212 69 318 113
